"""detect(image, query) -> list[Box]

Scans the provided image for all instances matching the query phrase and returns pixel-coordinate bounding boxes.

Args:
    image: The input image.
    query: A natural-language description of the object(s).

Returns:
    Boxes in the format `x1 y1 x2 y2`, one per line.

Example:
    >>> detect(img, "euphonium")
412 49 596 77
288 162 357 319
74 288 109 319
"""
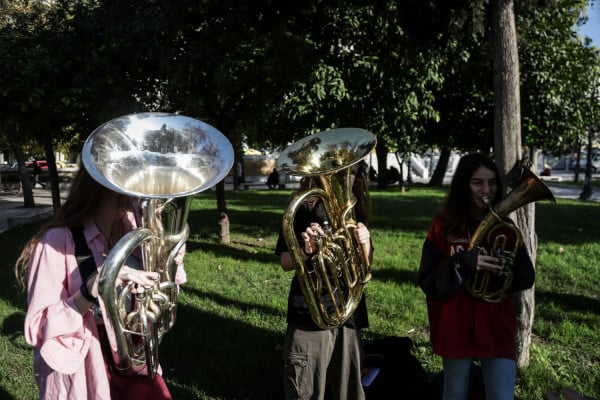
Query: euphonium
465 167 556 302
82 113 234 377
277 128 377 329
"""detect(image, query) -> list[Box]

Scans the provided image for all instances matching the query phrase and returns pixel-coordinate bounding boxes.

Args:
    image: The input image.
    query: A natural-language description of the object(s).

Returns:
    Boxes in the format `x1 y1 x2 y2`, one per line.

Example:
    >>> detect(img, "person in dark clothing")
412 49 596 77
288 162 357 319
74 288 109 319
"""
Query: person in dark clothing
267 168 280 189
418 152 535 400
387 166 400 184
32 160 46 188
275 161 373 400
368 165 378 182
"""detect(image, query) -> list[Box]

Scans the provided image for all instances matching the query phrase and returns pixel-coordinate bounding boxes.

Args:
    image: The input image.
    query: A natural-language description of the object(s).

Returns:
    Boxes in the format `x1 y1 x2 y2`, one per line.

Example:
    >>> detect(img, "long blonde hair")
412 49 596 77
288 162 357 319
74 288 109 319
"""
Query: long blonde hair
14 163 129 290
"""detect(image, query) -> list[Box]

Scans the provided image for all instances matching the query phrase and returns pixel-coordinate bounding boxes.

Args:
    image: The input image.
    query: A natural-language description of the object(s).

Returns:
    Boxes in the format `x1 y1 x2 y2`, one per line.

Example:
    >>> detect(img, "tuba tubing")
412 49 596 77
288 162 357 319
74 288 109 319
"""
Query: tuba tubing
98 227 154 373
465 167 556 302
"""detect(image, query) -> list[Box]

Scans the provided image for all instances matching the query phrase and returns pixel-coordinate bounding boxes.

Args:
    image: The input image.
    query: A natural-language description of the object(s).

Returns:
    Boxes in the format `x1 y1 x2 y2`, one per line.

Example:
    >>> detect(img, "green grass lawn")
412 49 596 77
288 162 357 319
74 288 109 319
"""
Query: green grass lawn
0 186 598 399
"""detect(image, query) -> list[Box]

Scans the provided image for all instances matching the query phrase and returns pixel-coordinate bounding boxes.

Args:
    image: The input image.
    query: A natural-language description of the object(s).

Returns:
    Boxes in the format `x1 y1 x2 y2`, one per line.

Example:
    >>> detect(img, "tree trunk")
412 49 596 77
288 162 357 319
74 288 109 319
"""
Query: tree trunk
9 128 35 207
574 137 581 183
232 130 243 191
491 0 535 369
375 140 389 189
428 148 451 187
513 204 536 369
41 133 62 212
216 180 230 244
394 152 406 192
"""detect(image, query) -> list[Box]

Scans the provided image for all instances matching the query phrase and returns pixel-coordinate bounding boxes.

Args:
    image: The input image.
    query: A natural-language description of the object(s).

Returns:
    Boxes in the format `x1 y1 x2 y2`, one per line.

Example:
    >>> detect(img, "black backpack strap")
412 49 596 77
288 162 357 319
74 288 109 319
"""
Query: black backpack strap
68 226 97 283
69 226 110 355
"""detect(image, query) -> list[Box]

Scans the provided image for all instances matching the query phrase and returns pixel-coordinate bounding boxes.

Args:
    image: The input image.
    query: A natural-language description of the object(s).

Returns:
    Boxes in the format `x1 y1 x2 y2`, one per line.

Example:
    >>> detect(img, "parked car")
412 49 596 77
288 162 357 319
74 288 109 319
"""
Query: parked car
25 160 48 170
569 152 600 172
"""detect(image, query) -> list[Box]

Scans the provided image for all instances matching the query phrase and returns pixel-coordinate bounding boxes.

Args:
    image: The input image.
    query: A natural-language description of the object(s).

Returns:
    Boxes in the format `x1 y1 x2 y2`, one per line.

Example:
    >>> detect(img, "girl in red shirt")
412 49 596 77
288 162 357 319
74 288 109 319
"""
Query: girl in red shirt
418 153 534 400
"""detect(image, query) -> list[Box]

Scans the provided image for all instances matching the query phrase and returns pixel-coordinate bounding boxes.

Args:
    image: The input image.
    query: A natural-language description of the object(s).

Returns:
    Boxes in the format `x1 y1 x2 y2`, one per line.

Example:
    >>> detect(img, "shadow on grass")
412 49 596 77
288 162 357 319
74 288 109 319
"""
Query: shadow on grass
160 301 285 399
537 201 600 245
0 292 286 400
187 207 283 240
185 240 277 265
0 387 17 400
368 191 443 233
0 312 32 399
536 289 600 317
183 286 285 320
373 266 420 287
1 311 286 400
1 312 28 346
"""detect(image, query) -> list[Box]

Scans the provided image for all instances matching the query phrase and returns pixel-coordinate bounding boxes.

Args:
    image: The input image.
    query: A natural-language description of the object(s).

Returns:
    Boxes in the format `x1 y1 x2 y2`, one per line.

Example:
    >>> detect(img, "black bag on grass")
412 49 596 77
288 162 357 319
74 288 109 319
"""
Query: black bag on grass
361 336 428 399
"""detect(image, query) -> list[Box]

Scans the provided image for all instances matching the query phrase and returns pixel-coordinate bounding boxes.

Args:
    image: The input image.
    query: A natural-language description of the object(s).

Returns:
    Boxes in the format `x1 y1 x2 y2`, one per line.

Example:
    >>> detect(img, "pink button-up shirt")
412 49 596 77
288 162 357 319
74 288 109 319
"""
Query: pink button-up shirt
24 213 187 399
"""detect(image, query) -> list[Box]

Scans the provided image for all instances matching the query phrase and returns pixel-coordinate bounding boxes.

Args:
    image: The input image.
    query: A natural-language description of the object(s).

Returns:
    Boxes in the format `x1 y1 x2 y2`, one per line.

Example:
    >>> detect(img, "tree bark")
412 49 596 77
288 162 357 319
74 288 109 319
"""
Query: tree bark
428 148 450 187
216 180 230 244
394 152 406 192
41 133 62 212
491 0 535 369
375 140 389 189
9 127 35 207
231 130 243 192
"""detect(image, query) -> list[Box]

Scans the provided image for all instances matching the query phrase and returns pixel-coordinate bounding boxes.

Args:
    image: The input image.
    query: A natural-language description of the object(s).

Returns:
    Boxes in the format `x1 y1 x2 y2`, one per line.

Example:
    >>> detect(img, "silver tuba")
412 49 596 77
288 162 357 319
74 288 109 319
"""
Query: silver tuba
277 128 377 329
82 112 234 377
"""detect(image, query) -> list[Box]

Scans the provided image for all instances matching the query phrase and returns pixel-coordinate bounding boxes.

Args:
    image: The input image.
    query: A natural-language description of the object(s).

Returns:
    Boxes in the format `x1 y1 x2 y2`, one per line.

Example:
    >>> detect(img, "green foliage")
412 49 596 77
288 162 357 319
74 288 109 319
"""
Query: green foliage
1 188 599 399
1 0 598 161
517 0 600 155
0 0 142 160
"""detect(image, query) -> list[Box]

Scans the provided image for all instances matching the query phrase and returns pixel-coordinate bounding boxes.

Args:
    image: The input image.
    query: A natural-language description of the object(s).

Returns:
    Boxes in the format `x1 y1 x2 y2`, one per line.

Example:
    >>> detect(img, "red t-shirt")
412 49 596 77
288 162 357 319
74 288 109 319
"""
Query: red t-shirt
421 216 522 360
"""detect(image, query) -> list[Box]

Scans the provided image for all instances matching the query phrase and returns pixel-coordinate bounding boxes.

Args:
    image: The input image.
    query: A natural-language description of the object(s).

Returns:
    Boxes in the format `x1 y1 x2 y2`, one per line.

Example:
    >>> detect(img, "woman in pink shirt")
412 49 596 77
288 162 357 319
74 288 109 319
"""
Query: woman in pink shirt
15 164 183 400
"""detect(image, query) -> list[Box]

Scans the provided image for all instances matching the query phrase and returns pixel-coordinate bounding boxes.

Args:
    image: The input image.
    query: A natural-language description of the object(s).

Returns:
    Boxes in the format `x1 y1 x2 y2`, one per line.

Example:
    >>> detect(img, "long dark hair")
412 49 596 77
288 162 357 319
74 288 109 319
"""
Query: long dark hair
352 160 370 225
15 163 129 290
438 152 503 239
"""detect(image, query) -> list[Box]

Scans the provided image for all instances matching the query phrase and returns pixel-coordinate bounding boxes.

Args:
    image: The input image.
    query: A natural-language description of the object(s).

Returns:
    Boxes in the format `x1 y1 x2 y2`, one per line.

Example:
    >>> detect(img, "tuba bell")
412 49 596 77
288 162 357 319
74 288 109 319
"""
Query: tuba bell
82 112 234 377
465 167 556 302
277 128 377 329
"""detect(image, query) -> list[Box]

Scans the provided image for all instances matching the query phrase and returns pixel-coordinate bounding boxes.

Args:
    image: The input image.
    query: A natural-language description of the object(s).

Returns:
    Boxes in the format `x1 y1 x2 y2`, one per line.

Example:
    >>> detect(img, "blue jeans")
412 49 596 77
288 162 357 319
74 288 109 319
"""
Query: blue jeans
442 357 516 400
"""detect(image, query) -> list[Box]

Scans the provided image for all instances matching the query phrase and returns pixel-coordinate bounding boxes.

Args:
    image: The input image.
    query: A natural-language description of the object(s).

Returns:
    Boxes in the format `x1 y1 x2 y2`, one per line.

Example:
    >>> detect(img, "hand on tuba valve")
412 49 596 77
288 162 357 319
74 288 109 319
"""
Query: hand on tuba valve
496 251 516 275
473 244 515 277
113 266 160 290
474 241 515 275
300 222 326 257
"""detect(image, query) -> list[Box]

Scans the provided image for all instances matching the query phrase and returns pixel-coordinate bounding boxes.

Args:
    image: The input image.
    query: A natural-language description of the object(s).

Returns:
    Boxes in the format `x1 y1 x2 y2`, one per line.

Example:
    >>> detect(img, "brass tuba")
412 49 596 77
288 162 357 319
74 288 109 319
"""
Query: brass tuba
465 167 556 302
82 113 234 377
277 128 377 329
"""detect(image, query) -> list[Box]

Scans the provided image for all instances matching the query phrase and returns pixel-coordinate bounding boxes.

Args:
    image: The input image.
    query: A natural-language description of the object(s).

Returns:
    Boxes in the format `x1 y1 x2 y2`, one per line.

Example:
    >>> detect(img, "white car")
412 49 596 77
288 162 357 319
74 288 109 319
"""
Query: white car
570 152 600 172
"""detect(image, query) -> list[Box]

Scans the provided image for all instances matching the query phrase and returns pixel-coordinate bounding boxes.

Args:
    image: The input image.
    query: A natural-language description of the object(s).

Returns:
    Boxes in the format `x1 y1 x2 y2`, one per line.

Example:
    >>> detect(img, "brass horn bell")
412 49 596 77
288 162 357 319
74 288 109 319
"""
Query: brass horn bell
278 128 377 329
82 112 234 377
